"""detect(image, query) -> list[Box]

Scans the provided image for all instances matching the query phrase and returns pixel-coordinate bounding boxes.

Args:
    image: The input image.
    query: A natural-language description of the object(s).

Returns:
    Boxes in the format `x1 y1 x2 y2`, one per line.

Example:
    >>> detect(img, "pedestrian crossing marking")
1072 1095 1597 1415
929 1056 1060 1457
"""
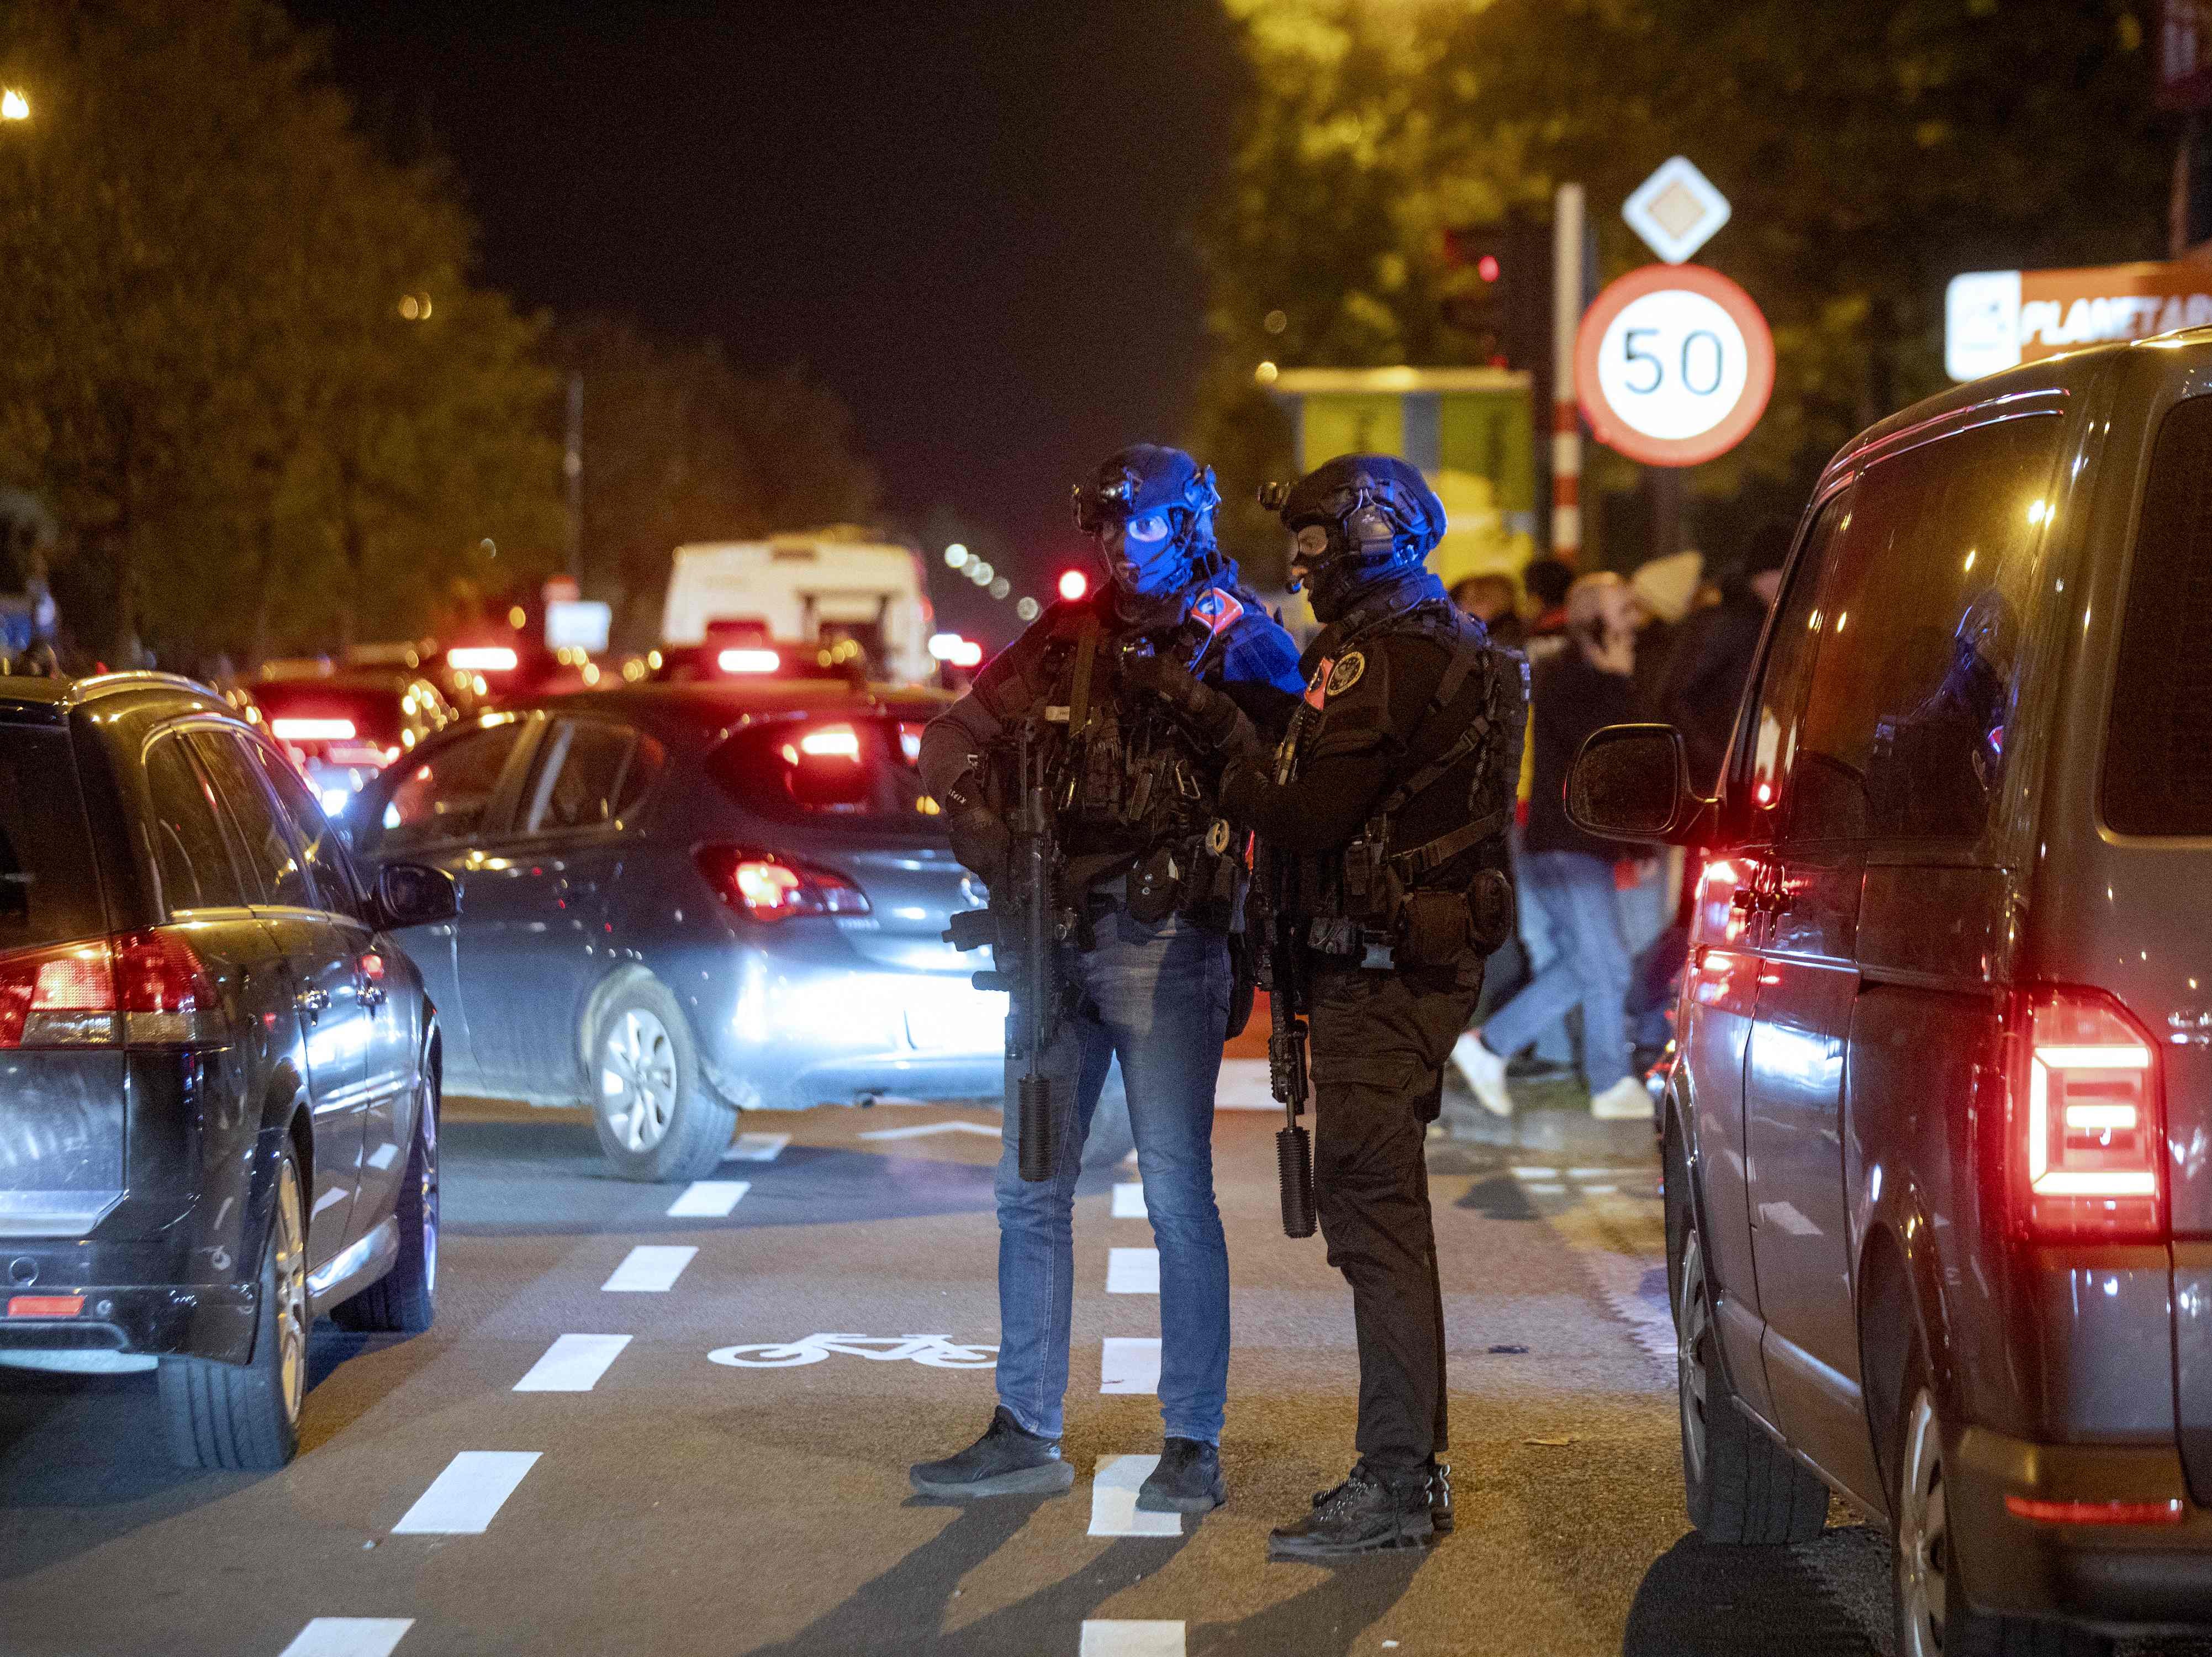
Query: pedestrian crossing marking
725 1132 790 1162
603 1244 696 1292
1111 1181 1147 1218
514 1334 631 1392
1080 1622 1185 1656
667 1179 749 1218
278 1621 414 1657
1087 1455 1181 1537
1106 1247 1159 1294
391 1451 541 1535
1100 1336 1161 1395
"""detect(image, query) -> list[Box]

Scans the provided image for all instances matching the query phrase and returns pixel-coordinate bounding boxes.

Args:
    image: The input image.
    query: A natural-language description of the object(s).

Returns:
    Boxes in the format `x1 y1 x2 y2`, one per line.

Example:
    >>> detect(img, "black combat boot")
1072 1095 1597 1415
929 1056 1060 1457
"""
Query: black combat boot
909 1406 1076 1500
1268 1461 1434 1560
1427 1460 1453 1533
1137 1437 1226 1513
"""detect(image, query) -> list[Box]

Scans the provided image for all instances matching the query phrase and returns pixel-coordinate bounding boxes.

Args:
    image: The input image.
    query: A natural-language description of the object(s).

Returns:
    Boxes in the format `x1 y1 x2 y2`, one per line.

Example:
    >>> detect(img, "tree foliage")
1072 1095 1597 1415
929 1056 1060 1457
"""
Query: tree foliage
0 0 563 664
1200 0 2171 564
550 319 877 648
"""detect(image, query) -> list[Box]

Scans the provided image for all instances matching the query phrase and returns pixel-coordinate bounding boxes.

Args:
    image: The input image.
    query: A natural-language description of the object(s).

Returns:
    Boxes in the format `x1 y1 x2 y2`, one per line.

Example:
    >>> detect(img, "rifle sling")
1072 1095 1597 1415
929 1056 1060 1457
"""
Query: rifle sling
1068 616 1100 734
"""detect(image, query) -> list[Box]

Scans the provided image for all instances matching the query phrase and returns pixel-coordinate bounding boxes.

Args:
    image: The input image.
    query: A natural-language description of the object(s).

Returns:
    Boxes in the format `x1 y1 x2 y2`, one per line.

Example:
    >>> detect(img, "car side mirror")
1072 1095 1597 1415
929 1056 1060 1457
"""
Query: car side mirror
1565 724 1711 844
375 861 460 930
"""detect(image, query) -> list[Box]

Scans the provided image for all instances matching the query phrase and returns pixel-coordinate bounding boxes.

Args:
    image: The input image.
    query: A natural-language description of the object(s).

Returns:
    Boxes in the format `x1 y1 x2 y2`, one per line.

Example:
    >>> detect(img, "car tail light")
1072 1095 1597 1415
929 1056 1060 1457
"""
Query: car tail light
6 1295 83 1318
2001 987 2166 1240
694 846 870 923
717 648 781 675
271 717 356 741
0 931 221 1050
448 646 518 672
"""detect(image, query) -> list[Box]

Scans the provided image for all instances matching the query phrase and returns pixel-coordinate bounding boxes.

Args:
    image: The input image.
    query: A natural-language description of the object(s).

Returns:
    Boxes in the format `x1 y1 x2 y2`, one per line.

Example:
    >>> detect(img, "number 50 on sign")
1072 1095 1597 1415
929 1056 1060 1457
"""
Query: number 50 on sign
1575 264 1775 468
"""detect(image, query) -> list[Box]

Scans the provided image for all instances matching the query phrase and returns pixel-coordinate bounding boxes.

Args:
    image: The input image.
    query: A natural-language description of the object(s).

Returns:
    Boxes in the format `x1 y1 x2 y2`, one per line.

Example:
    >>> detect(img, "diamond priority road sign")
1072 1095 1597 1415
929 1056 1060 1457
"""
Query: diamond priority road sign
1945 260 2212 381
1574 263 1775 468
1622 156 1731 266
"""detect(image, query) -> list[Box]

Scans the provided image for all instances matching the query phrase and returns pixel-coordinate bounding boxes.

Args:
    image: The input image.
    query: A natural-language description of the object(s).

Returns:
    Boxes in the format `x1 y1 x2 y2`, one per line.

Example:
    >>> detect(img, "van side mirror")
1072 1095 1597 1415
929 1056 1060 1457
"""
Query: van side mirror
1565 724 1711 844
375 861 460 930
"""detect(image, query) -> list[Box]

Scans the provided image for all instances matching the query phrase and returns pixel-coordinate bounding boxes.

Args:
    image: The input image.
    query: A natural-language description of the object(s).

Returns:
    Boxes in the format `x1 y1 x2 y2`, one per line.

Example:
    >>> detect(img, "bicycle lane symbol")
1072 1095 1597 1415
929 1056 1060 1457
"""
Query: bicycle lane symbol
708 1333 999 1369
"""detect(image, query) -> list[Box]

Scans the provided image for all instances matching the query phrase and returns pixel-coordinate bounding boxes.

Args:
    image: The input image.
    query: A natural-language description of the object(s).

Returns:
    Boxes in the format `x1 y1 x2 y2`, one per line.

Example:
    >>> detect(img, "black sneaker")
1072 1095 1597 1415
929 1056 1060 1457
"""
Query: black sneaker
1137 1437 1226 1513
909 1406 1076 1500
1269 1463 1433 1560
1427 1460 1453 1534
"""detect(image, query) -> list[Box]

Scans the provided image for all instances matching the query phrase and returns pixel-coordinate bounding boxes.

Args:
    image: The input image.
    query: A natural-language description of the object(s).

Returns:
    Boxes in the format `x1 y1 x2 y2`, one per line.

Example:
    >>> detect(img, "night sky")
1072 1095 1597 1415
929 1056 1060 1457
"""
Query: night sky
293 0 1245 643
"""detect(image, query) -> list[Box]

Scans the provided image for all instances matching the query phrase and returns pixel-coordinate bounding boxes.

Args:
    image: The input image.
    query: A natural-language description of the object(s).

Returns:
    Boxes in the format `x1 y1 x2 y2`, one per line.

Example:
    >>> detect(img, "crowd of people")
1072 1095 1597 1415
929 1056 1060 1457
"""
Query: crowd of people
1443 527 1790 1120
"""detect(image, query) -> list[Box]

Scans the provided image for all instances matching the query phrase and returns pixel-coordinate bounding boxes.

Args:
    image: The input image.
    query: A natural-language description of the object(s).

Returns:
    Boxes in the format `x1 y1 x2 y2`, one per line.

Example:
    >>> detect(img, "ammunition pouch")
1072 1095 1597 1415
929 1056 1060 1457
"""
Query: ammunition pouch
1127 844 1183 924
1395 888 1474 968
1469 866 1516 954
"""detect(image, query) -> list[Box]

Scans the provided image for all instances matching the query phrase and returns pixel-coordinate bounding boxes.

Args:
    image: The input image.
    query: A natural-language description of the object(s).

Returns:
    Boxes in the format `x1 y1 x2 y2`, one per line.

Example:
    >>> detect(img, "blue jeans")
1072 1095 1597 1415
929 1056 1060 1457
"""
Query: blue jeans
994 907 1232 1444
1481 849 1633 1092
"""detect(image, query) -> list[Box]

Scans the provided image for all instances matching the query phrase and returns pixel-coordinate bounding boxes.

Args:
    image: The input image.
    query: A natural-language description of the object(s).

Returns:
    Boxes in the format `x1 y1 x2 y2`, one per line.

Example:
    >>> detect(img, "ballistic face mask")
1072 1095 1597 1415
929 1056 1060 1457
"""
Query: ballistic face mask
1071 445 1224 621
1259 453 1446 622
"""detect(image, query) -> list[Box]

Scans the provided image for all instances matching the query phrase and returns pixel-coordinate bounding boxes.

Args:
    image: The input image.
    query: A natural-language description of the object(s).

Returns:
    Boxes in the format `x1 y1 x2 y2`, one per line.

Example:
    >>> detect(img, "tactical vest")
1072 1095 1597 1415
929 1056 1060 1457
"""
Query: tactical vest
1026 603 1248 931
1277 601 1529 968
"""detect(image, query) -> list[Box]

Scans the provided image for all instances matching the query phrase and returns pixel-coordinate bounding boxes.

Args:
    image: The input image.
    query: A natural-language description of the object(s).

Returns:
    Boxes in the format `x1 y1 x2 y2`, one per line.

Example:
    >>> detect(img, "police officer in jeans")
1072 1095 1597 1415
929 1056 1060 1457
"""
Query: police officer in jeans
1131 455 1525 1556
909 445 1303 1513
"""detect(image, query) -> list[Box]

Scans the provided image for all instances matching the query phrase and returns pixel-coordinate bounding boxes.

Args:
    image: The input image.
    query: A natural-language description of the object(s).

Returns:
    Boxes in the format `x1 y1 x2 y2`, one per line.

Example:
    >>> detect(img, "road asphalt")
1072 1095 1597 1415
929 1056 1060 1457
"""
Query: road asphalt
0 1083 2173 1656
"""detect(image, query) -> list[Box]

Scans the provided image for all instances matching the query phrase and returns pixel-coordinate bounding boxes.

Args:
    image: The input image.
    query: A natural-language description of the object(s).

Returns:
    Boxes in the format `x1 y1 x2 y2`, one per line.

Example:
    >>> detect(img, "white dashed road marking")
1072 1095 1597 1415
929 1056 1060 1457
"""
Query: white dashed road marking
392 1451 542 1535
277 1619 414 1657
725 1132 790 1162
601 1244 696 1292
1111 1182 1147 1218
666 1179 749 1218
1511 1167 1558 1180
513 1334 632 1392
1087 1455 1180 1537
1106 1247 1160 1294
1100 1337 1162 1395
857 1121 1000 1141
1080 1621 1186 1656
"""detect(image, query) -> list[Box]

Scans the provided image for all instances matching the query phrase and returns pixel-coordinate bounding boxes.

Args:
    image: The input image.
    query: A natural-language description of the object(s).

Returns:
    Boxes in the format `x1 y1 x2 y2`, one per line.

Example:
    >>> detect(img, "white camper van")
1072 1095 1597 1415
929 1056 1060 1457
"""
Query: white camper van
660 529 935 683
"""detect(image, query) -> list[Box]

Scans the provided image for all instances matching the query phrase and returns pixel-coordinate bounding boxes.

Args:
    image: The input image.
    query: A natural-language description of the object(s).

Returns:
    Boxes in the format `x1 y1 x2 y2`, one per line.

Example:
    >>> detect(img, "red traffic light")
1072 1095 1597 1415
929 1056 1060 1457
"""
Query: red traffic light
1058 569 1089 603
1476 254 1500 283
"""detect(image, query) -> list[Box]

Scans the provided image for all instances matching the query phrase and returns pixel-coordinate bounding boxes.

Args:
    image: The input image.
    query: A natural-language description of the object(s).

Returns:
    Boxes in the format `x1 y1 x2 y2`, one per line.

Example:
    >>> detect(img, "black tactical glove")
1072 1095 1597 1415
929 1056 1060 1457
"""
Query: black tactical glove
946 804 1009 890
1121 648 1249 752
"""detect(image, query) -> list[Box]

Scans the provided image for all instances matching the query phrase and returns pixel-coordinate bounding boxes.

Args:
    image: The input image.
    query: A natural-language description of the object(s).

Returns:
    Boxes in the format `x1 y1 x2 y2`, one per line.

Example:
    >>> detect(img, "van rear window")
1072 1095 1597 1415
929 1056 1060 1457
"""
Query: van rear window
0 725 104 948
2105 395 2212 835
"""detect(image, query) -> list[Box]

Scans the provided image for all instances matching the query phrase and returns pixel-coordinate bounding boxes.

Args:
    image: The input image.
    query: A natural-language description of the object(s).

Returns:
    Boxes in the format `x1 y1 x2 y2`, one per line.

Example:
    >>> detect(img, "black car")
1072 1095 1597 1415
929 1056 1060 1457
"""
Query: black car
345 680 1005 1183
0 673 457 1470
1570 335 2212 1653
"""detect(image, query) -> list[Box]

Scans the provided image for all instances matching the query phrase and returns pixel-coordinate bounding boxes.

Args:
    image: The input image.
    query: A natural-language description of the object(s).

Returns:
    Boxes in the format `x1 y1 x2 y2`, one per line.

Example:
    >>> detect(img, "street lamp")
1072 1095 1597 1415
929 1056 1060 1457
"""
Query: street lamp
2 91 29 122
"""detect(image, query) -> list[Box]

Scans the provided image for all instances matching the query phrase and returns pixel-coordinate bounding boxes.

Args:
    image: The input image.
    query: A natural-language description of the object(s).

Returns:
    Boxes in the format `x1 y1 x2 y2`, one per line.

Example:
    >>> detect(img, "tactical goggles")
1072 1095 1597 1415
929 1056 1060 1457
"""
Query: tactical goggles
1071 472 1142 536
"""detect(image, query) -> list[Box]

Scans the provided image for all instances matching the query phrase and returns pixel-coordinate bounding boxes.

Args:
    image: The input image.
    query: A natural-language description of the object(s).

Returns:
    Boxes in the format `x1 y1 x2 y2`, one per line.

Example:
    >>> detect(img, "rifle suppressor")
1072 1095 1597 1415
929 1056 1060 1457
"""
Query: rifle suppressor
1277 1123 1316 1237
1018 1073 1055 1183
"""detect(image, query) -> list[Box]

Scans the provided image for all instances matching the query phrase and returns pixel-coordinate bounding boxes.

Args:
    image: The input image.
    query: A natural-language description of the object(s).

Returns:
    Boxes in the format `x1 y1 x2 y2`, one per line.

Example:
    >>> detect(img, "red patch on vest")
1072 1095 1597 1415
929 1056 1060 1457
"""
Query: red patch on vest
1305 657 1333 709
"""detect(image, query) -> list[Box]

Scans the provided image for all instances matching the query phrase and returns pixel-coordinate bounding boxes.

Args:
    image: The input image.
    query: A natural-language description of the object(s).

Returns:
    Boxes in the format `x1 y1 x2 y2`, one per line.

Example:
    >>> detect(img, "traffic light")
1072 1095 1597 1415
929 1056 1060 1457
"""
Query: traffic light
1057 568 1089 603
1442 216 1551 373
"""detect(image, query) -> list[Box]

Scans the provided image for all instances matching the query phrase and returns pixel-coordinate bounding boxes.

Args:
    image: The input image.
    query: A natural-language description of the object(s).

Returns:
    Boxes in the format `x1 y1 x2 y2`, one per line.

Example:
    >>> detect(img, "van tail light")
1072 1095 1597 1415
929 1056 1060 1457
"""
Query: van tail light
694 846 870 923
2004 1495 2185 1526
0 930 222 1050
2000 987 2166 1241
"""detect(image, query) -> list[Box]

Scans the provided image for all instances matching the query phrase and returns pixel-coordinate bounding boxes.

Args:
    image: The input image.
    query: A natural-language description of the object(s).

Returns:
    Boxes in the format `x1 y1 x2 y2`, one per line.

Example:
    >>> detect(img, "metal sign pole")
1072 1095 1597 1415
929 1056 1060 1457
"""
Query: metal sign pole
1551 182 1585 567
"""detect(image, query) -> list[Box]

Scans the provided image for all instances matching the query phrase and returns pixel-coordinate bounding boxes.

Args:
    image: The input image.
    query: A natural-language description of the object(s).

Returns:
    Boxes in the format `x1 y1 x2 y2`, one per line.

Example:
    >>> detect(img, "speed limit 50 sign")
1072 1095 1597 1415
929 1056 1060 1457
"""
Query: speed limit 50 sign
1575 263 1774 468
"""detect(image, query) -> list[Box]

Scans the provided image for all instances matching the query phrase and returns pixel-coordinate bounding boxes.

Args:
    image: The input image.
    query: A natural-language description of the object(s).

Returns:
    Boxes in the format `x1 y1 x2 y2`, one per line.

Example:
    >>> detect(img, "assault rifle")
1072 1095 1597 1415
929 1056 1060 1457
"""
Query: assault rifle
1268 846 1317 1238
943 719 1064 1183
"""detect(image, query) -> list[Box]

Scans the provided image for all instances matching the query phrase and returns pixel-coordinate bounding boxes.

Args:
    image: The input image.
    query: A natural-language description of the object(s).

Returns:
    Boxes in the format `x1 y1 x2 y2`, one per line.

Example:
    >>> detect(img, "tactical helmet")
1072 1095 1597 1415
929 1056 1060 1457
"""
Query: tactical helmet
1071 445 1224 606
1259 453 1445 616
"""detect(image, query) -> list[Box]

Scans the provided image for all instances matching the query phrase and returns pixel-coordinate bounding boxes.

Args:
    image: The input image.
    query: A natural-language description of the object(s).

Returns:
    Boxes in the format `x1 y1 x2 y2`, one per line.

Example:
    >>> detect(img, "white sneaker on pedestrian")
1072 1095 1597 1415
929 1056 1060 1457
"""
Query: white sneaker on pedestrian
1451 1032 1514 1117
1590 1076 1651 1120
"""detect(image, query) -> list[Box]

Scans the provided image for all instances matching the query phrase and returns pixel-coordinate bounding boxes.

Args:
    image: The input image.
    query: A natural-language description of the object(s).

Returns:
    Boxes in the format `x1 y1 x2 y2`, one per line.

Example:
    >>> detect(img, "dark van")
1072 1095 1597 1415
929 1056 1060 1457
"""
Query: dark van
1569 336 2212 1654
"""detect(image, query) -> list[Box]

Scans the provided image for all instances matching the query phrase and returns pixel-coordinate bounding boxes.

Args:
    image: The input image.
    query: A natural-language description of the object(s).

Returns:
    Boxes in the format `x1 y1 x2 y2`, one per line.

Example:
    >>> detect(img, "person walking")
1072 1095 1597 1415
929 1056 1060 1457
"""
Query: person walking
1451 572 1648 1120
909 445 1303 1513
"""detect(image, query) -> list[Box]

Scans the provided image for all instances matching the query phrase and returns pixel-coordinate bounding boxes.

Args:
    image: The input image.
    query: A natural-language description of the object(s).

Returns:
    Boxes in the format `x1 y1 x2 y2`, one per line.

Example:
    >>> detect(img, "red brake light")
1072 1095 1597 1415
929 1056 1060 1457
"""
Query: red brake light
0 940 115 1048
694 846 870 923
2002 988 2166 1240
2005 1495 2184 1526
271 717 356 742
717 648 781 675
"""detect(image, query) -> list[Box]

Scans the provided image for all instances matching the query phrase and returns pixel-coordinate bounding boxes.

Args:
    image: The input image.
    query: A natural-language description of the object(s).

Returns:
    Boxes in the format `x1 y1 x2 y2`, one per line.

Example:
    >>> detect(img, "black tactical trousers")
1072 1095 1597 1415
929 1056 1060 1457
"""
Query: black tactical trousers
1307 959 1483 1474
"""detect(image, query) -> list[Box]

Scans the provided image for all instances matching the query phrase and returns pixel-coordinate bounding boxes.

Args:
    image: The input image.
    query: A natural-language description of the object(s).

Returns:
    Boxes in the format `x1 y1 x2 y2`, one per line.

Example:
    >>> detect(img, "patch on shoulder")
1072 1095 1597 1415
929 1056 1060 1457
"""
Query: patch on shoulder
1326 650 1367 696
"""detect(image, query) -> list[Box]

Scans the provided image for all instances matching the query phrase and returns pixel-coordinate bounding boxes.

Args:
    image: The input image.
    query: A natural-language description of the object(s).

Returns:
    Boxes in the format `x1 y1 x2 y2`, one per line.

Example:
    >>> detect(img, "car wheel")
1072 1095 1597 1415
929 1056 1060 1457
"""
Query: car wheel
159 1146 308 1470
590 977 734 1183
332 1076 439 1335
1891 1348 2113 1657
1670 1121 1829 1543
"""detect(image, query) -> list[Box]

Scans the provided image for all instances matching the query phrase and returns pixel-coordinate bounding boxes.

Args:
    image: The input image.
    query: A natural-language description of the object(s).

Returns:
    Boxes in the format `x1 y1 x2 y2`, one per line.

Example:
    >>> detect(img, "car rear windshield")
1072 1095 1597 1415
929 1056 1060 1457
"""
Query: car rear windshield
252 682 404 744
0 723 104 949
2105 395 2212 835
708 715 940 830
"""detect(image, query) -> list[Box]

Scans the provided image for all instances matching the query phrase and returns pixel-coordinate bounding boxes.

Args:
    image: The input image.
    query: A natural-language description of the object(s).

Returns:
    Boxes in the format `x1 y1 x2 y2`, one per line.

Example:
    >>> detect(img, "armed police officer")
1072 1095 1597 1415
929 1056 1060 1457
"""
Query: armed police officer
908 445 1303 1514
1125 454 1525 1557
